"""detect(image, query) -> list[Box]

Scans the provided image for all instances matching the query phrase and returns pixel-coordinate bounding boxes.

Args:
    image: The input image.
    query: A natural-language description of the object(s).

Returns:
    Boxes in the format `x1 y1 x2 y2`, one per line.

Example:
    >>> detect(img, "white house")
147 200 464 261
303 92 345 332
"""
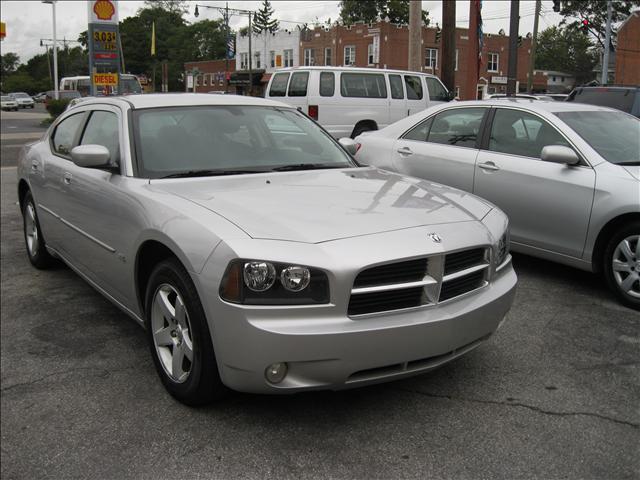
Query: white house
541 70 576 93
235 29 301 74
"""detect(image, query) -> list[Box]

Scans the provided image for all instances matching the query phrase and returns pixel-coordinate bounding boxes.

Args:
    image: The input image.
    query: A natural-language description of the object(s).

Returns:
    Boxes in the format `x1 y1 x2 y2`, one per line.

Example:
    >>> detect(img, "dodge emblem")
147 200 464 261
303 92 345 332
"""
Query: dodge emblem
427 233 442 243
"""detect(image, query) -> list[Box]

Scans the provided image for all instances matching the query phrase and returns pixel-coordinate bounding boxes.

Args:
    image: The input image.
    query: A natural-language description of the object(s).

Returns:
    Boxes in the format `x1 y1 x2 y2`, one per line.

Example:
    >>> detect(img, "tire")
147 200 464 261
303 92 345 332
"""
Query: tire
22 191 54 269
603 221 640 310
351 123 375 139
144 258 226 405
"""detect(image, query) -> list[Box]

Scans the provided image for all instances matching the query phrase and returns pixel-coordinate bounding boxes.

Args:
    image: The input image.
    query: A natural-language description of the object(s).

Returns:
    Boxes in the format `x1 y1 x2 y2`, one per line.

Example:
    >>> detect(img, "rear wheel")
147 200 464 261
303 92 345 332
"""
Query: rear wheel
145 258 226 405
603 221 640 310
22 191 54 269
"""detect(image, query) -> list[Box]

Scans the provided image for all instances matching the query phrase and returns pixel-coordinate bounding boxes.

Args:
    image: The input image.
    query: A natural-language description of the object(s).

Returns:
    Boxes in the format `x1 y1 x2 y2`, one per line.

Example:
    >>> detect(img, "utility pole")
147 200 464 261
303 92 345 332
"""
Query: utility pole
527 0 541 93
248 12 253 95
225 2 230 93
408 0 422 72
506 0 519 96
602 0 612 85
441 0 456 93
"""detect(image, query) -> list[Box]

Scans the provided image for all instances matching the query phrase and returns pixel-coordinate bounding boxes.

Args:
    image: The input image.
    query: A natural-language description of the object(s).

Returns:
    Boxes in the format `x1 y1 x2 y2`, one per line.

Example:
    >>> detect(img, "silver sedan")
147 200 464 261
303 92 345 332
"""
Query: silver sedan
354 99 640 309
17 94 515 404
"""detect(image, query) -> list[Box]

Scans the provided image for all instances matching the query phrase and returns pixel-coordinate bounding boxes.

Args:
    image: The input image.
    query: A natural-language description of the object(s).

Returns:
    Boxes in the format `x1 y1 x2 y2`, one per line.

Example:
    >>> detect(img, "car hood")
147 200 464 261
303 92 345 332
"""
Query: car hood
149 167 493 244
621 166 640 181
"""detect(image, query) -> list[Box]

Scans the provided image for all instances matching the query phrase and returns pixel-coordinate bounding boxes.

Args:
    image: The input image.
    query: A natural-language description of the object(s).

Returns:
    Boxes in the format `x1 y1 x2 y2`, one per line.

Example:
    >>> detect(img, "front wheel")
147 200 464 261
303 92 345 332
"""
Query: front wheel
603 221 640 310
145 258 226 405
22 191 54 269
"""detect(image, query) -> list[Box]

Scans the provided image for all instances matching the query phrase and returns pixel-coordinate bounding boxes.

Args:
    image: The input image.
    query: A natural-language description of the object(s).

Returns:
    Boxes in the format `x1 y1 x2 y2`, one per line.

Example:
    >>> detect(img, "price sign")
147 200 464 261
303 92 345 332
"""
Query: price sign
93 30 118 50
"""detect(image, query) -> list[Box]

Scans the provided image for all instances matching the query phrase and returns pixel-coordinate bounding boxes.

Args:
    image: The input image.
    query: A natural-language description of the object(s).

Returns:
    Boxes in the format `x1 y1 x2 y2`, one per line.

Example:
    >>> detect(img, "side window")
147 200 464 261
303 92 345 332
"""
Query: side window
404 75 423 100
288 72 309 97
269 73 290 97
80 111 120 163
340 73 387 98
489 109 571 158
425 77 449 102
51 113 85 156
402 117 433 142
427 108 485 148
319 72 335 97
389 74 404 99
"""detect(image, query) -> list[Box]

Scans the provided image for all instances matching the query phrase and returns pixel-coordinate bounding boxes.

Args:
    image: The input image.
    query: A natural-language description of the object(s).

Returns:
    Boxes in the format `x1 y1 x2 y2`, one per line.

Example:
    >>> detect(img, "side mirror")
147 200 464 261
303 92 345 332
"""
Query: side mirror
338 137 359 155
540 145 580 166
70 145 112 168
447 90 456 101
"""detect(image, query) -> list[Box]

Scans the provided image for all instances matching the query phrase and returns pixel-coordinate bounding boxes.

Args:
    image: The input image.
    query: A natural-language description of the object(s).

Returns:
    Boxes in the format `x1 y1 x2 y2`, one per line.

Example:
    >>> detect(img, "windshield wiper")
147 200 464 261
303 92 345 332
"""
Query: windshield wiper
160 169 268 179
271 163 349 172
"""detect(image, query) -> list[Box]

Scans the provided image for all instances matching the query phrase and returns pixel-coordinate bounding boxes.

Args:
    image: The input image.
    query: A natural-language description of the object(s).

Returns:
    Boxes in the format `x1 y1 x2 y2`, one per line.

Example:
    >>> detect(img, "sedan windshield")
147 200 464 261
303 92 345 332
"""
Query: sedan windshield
556 111 640 165
133 105 356 178
13 93 30 98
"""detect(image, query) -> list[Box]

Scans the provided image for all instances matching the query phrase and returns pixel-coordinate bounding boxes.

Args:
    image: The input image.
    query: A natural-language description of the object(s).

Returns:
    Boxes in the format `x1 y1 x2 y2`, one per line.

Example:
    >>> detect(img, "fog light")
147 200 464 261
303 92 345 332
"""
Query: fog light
280 265 311 292
265 362 288 384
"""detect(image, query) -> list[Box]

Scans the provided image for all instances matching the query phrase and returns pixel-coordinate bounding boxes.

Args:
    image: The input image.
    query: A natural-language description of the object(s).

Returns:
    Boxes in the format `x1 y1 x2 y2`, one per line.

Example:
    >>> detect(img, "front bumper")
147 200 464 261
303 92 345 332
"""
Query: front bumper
196 224 517 394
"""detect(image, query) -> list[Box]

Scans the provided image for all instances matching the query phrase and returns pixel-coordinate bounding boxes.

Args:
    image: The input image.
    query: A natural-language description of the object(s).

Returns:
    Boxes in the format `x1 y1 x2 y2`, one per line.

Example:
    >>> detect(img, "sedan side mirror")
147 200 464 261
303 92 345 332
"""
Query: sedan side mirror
540 145 580 166
447 90 456 101
70 145 112 168
339 137 358 155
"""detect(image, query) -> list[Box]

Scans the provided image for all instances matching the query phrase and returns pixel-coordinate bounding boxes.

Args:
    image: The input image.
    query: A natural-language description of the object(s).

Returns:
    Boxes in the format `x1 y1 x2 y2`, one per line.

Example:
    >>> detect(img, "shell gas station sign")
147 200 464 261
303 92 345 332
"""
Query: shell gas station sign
87 0 120 95
0 22 6 41
93 73 118 86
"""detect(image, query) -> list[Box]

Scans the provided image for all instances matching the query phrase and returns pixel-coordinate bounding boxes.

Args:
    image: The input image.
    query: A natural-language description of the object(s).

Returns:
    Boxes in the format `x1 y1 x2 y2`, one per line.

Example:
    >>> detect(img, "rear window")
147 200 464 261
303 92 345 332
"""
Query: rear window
340 73 387 98
568 88 636 113
288 72 309 97
404 75 423 100
319 72 335 97
269 73 290 97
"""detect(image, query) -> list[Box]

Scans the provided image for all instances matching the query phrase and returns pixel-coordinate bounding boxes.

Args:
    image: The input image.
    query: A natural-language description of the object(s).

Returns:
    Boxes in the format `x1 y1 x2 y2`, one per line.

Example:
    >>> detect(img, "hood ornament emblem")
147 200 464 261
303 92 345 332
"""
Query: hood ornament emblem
427 233 442 243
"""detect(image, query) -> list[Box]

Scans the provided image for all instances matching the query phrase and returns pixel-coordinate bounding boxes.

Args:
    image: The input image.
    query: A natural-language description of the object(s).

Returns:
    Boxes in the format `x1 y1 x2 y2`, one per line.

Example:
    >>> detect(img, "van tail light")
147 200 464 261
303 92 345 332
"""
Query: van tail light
308 105 318 120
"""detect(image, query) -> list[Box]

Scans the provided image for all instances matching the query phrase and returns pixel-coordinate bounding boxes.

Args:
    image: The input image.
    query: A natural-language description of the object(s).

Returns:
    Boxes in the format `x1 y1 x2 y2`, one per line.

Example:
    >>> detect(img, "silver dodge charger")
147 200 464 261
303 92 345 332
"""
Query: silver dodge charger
17 94 516 405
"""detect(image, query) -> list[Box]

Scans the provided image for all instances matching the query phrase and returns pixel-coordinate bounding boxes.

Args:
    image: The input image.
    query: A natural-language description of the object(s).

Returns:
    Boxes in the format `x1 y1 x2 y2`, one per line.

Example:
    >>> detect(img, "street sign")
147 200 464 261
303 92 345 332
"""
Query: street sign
93 73 118 86
492 76 508 84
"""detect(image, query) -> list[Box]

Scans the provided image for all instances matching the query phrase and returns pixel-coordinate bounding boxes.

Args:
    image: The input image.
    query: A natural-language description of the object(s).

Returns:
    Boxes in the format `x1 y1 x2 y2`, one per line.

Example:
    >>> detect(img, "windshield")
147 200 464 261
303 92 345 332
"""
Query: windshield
133 105 356 178
1 96 10 101
14 93 30 98
121 78 142 94
567 88 636 113
557 111 640 165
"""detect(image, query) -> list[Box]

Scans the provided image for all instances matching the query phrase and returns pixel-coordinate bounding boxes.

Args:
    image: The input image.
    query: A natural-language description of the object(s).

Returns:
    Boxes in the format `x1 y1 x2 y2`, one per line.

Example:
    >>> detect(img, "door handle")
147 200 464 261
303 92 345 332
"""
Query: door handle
63 172 73 185
397 146 413 156
478 162 500 171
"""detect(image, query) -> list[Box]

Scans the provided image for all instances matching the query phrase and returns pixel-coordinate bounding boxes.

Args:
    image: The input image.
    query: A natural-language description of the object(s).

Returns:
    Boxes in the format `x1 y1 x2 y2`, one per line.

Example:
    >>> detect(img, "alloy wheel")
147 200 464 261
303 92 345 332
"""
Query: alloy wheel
25 203 39 257
151 284 194 383
612 235 640 299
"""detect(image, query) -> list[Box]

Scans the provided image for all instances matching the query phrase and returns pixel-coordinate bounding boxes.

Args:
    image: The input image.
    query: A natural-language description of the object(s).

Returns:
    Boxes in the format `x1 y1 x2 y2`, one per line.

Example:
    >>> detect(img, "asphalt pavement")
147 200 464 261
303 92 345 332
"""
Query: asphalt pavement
1 105 49 167
1 132 639 479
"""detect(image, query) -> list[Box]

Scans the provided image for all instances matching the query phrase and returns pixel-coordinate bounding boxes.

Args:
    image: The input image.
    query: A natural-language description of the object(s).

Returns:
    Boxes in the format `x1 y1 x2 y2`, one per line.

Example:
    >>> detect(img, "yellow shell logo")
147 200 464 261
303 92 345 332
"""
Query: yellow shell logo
93 0 115 21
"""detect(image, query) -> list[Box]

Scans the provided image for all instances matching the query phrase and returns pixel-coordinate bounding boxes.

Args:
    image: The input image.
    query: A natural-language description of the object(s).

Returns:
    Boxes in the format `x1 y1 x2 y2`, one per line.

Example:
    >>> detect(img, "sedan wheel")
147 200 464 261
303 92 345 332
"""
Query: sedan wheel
145 258 226 404
604 222 640 310
22 191 53 269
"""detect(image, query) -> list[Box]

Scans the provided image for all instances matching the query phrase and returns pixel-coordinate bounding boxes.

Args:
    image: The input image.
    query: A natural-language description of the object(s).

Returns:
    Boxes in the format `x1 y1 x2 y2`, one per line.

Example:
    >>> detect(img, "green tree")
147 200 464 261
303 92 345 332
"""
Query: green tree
253 0 279 34
1 52 20 78
559 0 640 48
535 26 598 85
142 0 188 16
339 0 429 26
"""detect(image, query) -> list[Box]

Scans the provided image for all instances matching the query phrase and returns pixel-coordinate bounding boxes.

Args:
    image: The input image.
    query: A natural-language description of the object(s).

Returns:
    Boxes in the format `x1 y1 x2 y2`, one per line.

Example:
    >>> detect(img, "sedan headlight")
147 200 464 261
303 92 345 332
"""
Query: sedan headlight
220 259 329 305
495 230 510 267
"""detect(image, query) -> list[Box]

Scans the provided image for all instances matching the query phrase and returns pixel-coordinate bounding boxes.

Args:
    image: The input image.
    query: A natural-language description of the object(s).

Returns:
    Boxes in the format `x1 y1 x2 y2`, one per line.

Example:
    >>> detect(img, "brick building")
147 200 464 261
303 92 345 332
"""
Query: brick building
615 10 640 85
184 59 236 93
299 21 547 99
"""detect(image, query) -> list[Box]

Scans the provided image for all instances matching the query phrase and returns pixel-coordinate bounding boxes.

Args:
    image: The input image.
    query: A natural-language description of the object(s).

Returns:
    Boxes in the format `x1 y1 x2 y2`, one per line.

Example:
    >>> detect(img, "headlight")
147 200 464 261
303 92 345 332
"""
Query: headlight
220 259 329 305
495 230 510 267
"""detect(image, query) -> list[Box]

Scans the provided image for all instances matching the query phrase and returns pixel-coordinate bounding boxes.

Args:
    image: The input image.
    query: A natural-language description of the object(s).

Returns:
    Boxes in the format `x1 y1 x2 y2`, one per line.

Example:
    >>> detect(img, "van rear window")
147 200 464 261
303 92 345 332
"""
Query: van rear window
288 72 309 97
269 73 290 97
341 73 387 98
320 72 335 97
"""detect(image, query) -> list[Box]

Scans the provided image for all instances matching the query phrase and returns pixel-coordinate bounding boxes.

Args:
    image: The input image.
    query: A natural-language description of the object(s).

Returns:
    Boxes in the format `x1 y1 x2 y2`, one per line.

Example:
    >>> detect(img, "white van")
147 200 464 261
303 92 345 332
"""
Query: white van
60 74 143 96
265 66 453 138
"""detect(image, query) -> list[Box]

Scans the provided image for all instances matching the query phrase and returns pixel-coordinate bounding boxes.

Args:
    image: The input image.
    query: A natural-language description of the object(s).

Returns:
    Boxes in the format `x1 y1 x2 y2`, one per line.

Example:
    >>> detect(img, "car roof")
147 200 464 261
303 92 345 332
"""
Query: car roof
76 93 292 110
272 66 439 78
453 98 622 114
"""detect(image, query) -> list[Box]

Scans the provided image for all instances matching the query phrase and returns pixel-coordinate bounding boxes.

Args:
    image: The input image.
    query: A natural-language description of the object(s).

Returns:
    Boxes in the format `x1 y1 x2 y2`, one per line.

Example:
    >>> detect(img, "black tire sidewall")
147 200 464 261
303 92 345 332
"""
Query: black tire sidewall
603 221 640 310
144 258 225 405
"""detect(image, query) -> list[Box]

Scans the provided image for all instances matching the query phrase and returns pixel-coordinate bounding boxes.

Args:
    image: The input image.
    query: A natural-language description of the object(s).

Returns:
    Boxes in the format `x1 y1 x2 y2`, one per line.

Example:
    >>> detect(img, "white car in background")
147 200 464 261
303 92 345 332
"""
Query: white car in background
9 92 35 109
1 95 19 111
354 99 640 309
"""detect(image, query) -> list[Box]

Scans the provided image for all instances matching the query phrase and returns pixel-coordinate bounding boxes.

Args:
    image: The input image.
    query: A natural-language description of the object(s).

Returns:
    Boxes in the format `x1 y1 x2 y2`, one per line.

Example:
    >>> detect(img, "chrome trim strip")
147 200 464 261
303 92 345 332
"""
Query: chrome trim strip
442 263 490 282
59 218 116 253
496 254 512 273
351 277 437 295
37 203 60 219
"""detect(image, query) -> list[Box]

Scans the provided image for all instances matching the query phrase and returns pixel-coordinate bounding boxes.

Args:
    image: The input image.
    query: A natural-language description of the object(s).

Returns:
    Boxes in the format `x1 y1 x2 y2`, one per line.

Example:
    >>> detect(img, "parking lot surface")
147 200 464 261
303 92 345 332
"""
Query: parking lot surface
1 162 639 479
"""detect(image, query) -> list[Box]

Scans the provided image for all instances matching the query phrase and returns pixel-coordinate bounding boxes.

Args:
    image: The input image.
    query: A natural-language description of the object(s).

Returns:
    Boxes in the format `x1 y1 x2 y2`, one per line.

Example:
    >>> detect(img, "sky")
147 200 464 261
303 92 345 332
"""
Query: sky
0 0 568 63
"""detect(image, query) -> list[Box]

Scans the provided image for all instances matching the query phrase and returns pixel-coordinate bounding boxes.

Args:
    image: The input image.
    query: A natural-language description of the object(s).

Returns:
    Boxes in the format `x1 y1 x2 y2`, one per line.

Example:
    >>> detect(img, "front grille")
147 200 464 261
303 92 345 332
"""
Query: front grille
348 286 424 316
353 258 428 288
444 248 485 275
348 248 489 316
440 270 486 301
